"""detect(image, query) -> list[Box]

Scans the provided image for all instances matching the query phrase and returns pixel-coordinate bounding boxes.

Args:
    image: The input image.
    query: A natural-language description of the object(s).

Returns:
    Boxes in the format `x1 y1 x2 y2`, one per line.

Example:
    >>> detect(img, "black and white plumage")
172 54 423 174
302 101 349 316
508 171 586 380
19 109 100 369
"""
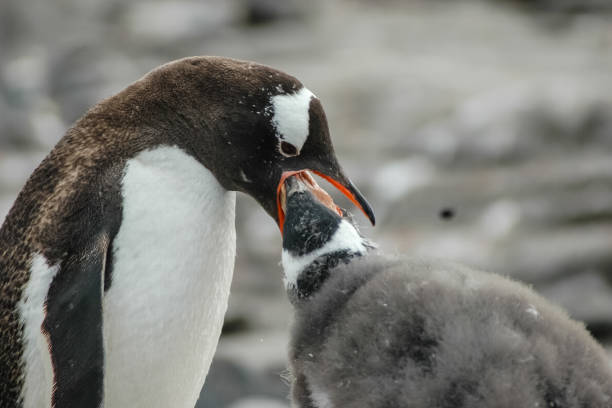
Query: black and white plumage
281 176 612 408
0 56 375 408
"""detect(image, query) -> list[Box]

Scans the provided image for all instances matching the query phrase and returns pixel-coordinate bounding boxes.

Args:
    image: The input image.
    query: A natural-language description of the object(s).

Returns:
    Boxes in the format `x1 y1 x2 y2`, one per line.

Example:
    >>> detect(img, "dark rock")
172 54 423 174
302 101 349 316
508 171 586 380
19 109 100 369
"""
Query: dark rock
240 0 306 26
508 0 612 14
221 316 252 336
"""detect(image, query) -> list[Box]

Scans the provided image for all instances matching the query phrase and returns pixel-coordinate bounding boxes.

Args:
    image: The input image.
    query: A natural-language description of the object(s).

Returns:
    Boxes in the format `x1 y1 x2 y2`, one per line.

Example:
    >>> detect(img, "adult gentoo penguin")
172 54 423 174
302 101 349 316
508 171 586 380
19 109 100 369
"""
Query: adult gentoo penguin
279 173 612 408
0 56 375 408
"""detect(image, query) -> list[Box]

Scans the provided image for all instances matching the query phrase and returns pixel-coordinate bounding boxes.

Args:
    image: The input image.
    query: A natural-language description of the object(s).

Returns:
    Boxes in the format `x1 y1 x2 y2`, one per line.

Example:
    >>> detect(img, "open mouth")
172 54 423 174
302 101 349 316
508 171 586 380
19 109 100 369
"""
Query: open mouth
277 170 342 235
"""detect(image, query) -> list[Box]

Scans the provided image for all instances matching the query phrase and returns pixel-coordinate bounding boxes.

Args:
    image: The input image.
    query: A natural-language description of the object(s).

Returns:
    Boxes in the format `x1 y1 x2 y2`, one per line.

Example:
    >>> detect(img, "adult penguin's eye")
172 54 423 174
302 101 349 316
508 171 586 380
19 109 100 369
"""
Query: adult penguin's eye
280 141 299 157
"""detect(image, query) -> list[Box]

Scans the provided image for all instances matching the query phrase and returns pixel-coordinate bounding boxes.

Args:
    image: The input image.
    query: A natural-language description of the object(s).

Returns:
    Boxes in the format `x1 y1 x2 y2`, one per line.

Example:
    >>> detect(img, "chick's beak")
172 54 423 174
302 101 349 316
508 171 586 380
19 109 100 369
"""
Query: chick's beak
276 167 375 235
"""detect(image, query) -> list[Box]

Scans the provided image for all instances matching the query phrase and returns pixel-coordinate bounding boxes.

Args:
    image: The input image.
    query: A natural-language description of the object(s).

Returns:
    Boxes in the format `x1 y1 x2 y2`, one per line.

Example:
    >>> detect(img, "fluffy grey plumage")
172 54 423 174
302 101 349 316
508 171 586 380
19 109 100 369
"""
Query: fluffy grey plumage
281 183 612 408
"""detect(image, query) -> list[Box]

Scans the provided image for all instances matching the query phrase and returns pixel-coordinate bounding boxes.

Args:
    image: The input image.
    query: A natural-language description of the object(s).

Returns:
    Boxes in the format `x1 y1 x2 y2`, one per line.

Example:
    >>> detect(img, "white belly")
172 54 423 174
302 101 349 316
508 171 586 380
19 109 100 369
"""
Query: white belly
103 146 236 408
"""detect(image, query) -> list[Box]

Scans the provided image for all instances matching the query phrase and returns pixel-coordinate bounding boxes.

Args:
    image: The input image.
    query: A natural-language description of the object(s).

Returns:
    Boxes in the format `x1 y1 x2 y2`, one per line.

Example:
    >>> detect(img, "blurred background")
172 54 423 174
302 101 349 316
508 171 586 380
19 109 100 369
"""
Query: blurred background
1 0 612 406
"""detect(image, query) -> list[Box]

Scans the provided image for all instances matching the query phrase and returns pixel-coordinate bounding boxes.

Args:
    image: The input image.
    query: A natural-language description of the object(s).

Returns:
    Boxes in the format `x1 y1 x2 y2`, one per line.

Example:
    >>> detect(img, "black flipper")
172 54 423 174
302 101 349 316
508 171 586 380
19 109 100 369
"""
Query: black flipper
42 234 109 408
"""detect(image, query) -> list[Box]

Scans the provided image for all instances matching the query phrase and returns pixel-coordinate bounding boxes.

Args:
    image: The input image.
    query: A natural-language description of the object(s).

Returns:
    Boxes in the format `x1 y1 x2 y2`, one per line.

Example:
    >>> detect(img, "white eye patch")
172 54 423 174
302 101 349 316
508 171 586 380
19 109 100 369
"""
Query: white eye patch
271 87 315 154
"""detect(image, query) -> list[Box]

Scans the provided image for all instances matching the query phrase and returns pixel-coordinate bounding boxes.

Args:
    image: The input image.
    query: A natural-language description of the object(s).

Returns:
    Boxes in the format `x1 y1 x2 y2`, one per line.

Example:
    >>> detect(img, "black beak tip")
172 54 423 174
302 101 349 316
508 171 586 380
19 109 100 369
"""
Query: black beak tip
356 191 376 226
365 203 376 226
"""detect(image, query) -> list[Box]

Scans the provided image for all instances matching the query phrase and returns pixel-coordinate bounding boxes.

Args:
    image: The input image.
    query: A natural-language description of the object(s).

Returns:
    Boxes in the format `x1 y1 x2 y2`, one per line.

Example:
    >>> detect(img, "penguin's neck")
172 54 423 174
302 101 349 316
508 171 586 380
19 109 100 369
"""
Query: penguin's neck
282 219 371 302
290 250 363 302
103 145 236 407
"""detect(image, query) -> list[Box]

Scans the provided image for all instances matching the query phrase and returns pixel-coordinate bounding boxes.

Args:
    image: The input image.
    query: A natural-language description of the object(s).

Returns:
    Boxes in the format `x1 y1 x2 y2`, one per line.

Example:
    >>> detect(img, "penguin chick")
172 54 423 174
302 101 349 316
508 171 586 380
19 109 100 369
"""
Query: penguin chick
280 176 612 408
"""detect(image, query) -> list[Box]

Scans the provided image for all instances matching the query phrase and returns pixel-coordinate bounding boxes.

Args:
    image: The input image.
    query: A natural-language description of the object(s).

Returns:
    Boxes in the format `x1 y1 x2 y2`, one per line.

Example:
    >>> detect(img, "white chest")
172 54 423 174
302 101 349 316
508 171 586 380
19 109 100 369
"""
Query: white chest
102 146 236 408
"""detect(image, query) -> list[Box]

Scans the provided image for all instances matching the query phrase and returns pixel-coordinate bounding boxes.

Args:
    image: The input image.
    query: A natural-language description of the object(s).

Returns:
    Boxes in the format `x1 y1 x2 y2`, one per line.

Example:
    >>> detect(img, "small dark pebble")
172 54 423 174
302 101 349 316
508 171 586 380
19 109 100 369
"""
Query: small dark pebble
439 207 455 220
221 316 251 336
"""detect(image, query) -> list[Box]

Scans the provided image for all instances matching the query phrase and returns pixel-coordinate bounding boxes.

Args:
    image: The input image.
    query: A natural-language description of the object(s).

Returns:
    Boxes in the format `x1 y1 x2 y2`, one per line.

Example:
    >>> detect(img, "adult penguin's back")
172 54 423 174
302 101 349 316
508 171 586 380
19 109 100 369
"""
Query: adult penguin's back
0 56 375 408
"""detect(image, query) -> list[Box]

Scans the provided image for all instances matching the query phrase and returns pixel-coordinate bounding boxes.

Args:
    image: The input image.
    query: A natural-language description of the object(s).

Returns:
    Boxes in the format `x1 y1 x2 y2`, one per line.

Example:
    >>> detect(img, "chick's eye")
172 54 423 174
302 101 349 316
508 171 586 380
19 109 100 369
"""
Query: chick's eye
280 141 299 157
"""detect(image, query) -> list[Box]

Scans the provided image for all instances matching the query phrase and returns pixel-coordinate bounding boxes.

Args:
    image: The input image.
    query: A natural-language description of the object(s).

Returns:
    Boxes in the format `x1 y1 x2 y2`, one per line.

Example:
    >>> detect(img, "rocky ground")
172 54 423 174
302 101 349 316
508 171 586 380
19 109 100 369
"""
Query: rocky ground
1 0 611 406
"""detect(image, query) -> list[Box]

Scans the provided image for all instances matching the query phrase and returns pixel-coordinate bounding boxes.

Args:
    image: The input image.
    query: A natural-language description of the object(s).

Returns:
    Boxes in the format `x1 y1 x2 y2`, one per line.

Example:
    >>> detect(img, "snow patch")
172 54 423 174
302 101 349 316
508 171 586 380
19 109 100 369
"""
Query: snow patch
373 157 436 203
526 305 539 318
